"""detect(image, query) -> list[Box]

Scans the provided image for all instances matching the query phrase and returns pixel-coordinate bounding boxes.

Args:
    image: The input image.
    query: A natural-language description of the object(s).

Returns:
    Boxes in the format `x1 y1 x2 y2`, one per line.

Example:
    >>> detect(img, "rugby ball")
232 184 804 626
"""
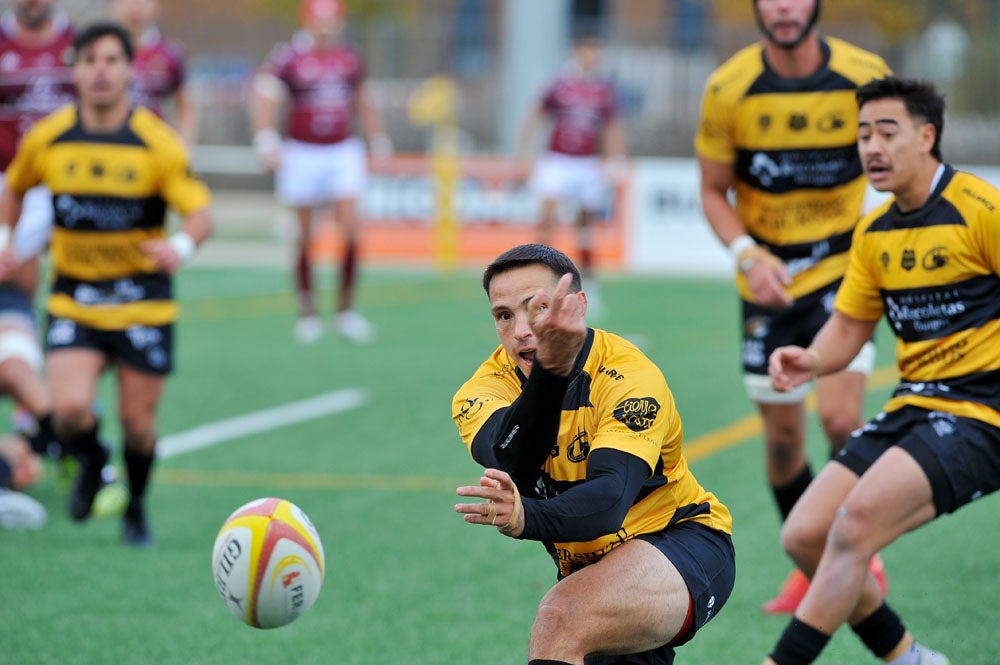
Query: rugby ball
211 497 325 628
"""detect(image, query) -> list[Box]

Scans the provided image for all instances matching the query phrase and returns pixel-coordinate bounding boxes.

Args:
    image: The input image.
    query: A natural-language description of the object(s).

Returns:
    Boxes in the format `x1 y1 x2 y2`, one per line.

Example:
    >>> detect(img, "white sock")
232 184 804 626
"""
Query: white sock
884 643 919 665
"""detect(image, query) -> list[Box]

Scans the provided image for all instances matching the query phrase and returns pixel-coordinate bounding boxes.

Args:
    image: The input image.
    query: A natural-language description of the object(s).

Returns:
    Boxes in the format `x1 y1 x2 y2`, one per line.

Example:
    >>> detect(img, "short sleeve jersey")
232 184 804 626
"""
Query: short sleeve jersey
453 328 733 578
694 37 891 300
836 165 1000 428
260 31 364 145
0 11 75 170
131 28 186 119
539 67 618 157
4 104 211 330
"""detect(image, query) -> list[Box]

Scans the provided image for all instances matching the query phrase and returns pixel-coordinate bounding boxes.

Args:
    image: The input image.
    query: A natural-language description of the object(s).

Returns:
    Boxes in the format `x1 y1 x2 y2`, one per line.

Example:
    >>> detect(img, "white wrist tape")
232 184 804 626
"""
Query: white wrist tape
728 234 756 267
169 231 197 264
0 225 10 252
253 128 282 158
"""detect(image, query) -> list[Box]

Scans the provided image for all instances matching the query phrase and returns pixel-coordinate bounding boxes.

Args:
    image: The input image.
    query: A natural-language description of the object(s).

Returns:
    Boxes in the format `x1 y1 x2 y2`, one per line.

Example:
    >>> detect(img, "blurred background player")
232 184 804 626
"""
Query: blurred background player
0 0 74 459
250 0 392 345
0 22 213 546
0 431 46 529
694 0 891 614
516 31 627 314
112 0 197 145
0 0 74 274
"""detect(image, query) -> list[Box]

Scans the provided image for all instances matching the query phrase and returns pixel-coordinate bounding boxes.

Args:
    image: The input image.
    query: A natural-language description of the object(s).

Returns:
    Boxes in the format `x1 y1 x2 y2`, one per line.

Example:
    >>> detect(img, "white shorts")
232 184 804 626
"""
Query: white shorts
275 137 368 207
529 152 609 213
745 341 877 404
0 285 42 370
0 173 54 262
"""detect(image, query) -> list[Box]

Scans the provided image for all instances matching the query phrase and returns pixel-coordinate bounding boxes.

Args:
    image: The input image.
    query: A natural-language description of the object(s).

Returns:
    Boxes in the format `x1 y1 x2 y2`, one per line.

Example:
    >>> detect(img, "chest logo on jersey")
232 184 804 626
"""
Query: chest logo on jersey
901 249 916 271
613 397 660 432
567 428 590 463
922 246 949 270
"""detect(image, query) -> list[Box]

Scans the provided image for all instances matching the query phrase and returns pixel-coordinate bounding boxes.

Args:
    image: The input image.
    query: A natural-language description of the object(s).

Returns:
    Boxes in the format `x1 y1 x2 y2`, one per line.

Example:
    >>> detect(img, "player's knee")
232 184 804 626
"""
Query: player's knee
530 590 582 650
120 418 155 451
818 410 860 449
780 513 826 562
766 437 804 477
53 401 97 433
825 506 875 557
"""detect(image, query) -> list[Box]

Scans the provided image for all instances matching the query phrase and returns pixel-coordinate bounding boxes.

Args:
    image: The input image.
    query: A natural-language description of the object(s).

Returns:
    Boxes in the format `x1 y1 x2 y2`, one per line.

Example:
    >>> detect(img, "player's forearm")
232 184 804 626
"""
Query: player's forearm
701 184 748 247
519 449 647 542
180 208 213 246
470 361 569 493
810 310 878 377
0 188 24 233
603 119 627 159
175 88 198 145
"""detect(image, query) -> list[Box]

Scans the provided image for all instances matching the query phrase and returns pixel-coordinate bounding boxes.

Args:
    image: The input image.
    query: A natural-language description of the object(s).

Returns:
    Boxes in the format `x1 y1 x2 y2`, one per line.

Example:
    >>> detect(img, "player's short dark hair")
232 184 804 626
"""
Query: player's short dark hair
856 75 946 161
482 244 583 295
73 22 134 63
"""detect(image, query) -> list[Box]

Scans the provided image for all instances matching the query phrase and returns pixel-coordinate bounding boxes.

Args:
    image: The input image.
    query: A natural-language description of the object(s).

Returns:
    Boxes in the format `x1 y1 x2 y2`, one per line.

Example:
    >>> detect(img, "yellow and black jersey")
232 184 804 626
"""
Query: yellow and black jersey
695 37 891 301
453 328 732 578
4 104 211 330
837 165 1000 428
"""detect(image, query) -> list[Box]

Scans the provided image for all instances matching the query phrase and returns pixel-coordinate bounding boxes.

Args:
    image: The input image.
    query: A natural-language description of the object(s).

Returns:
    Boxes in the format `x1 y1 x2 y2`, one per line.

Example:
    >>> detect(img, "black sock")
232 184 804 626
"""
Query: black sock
124 447 155 509
27 412 58 456
0 457 12 489
65 422 102 461
769 617 830 665
850 602 906 659
772 464 814 520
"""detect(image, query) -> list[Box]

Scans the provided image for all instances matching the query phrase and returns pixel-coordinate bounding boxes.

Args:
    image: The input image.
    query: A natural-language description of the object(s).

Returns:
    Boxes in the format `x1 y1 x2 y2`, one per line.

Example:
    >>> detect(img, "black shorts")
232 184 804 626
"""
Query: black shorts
836 405 1000 516
584 522 736 665
741 280 840 375
45 315 174 375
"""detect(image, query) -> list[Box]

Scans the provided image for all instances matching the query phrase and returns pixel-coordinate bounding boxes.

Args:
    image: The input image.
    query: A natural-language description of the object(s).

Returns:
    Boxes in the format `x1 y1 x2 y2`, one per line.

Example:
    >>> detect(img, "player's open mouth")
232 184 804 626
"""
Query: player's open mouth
866 162 890 177
519 350 536 364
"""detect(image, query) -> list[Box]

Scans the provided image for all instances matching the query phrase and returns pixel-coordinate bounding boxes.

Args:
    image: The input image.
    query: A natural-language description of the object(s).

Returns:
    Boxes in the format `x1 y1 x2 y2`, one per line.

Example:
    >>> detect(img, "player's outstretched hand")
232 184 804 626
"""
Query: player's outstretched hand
455 468 524 537
742 248 793 308
141 238 183 275
769 345 818 392
528 273 586 376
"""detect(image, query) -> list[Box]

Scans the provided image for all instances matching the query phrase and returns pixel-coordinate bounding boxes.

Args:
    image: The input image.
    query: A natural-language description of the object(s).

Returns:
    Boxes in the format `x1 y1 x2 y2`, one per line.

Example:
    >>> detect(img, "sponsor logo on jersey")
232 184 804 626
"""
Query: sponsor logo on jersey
613 397 660 432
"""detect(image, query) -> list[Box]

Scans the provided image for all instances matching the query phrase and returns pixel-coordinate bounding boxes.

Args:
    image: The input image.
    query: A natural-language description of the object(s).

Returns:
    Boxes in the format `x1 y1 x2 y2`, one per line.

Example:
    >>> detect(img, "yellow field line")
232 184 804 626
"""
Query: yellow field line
158 364 900 490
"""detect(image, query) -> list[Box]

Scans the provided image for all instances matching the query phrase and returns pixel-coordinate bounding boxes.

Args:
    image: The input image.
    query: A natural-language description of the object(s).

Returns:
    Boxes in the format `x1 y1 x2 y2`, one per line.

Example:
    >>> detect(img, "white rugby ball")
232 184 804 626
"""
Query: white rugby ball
211 497 325 628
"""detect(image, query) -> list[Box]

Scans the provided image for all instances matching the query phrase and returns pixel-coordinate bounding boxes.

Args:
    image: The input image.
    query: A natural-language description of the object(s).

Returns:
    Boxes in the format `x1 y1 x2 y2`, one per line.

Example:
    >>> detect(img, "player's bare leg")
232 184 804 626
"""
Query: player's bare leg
293 205 322 343
332 196 373 344
528 539 690 664
48 348 107 521
117 364 166 546
538 197 559 246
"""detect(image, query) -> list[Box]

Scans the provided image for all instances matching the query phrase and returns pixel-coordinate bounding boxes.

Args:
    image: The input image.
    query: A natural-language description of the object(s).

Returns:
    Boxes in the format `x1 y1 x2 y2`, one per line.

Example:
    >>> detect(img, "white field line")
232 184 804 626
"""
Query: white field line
157 388 369 460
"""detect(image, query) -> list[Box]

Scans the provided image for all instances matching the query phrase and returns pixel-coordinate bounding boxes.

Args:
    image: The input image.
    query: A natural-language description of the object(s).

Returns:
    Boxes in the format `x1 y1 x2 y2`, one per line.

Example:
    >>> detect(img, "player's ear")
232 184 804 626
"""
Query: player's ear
919 121 936 157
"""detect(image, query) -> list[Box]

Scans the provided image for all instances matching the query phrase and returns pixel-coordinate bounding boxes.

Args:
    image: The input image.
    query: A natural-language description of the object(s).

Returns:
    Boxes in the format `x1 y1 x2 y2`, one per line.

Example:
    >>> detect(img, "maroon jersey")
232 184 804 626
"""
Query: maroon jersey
261 31 364 145
540 67 619 157
131 28 186 118
0 11 75 170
